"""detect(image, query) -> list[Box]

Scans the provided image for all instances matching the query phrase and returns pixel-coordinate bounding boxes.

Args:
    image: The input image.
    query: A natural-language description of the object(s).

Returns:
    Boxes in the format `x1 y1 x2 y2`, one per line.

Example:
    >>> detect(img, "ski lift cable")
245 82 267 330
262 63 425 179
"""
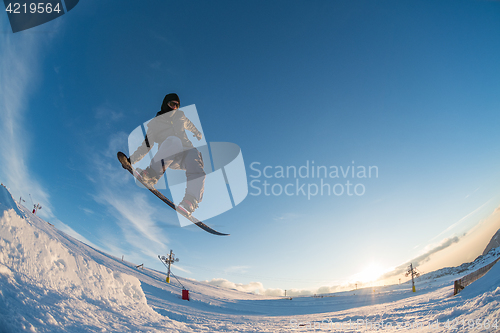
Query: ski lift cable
169 270 186 290
157 255 186 290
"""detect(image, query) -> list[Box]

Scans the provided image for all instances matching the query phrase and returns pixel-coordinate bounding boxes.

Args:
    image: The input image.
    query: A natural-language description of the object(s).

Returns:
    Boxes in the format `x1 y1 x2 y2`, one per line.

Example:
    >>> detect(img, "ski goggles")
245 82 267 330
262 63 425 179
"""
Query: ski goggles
167 101 180 109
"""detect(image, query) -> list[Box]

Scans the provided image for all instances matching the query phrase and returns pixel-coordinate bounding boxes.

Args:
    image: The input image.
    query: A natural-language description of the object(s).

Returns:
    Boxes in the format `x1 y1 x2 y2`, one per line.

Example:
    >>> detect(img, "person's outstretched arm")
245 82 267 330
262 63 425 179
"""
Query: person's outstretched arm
129 135 153 164
184 117 202 141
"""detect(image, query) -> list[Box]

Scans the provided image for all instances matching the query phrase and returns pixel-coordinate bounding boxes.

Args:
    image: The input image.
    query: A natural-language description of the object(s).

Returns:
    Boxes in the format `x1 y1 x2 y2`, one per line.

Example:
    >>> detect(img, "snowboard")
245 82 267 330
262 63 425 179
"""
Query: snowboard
117 152 229 236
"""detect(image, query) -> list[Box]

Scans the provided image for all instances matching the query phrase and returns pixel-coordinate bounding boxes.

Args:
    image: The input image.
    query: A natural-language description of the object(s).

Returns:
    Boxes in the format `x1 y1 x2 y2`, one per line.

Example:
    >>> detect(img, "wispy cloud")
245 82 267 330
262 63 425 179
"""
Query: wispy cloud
429 199 492 243
273 212 301 221
0 31 95 250
0 31 46 205
223 265 251 275
85 131 173 261
97 190 167 247
379 236 461 280
81 207 94 215
94 103 124 124
171 265 192 275
55 218 102 250
465 187 480 199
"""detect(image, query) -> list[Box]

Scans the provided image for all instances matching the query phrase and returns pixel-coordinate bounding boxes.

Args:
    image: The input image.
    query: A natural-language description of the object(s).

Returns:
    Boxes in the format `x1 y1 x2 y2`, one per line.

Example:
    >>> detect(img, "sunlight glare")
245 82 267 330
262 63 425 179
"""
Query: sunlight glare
354 262 386 283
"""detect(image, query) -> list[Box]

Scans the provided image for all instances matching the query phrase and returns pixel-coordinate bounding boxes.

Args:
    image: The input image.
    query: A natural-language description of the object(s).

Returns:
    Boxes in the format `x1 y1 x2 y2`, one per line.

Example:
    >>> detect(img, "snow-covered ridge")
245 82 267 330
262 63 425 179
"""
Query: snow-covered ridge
416 247 500 282
0 208 145 304
0 185 164 331
483 228 500 255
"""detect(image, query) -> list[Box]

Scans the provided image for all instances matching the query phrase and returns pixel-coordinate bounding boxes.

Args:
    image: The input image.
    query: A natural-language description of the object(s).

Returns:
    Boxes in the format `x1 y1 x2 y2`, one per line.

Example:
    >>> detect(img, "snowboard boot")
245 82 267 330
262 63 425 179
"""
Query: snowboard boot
177 194 199 217
136 167 161 187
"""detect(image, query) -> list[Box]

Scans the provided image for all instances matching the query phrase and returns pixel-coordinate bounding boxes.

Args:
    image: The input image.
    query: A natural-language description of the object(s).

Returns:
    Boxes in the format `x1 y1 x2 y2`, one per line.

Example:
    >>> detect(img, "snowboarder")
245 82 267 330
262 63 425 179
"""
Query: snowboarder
128 93 205 216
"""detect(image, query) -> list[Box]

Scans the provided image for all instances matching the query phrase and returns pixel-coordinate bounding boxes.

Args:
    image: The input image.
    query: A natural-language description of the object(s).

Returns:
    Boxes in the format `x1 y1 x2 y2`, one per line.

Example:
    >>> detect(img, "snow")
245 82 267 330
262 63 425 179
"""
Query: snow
1 184 500 332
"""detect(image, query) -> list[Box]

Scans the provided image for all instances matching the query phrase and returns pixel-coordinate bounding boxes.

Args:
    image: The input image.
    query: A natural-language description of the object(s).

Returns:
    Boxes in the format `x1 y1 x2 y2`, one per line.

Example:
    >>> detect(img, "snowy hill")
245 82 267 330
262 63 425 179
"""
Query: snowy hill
416 247 500 282
1 184 500 332
0 185 165 332
483 228 500 256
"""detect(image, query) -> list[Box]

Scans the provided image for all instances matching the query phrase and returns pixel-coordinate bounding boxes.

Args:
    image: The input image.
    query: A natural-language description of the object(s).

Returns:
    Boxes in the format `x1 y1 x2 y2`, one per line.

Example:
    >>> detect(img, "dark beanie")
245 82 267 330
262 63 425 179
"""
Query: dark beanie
161 93 180 112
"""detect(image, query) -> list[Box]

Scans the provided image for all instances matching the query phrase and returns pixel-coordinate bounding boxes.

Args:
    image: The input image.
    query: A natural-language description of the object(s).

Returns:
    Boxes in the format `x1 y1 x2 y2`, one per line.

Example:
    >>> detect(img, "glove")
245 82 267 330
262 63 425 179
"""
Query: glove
193 131 203 141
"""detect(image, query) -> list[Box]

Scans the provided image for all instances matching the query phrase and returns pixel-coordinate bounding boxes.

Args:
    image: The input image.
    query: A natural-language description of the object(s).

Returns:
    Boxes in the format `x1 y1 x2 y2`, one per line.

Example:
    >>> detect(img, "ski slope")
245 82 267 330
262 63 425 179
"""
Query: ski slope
1 184 499 332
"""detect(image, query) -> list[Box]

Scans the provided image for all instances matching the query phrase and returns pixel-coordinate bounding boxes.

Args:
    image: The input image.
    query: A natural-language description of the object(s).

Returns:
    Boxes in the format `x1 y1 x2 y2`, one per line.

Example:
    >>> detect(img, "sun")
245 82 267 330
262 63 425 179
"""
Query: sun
354 262 386 283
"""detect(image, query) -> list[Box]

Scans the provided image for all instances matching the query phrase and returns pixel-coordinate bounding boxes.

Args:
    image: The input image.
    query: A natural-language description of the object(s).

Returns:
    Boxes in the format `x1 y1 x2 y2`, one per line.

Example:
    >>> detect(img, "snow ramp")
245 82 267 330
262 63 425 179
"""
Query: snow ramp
0 185 183 332
0 184 21 217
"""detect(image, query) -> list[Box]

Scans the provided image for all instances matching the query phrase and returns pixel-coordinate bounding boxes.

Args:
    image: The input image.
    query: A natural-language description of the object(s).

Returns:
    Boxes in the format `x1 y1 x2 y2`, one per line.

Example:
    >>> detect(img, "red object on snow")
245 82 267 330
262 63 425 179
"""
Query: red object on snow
182 289 189 301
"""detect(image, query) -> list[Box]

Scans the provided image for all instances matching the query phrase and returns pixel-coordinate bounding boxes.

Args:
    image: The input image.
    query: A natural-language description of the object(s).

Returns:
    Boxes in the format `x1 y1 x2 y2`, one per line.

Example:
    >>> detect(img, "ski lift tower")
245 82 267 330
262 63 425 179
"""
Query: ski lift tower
159 250 179 283
405 263 420 292
29 194 42 215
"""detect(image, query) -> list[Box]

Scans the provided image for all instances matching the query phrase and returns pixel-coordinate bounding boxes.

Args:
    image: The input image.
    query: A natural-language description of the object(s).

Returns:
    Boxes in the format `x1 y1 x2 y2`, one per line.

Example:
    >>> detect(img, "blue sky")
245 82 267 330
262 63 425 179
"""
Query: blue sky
1 0 500 294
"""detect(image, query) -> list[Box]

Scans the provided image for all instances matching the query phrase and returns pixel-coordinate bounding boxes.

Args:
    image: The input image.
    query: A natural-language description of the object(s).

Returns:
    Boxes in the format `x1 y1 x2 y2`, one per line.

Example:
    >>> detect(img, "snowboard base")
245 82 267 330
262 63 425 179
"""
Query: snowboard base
117 151 229 236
